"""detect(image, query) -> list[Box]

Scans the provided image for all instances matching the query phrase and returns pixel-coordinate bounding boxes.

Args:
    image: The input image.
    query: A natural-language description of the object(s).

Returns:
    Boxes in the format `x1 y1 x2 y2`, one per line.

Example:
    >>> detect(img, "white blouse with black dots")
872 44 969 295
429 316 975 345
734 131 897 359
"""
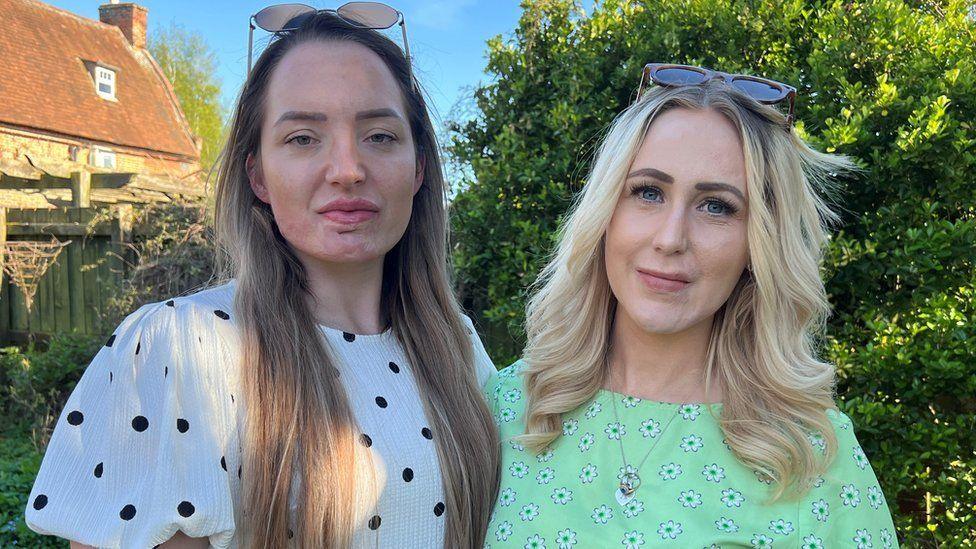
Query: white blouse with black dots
24 281 496 548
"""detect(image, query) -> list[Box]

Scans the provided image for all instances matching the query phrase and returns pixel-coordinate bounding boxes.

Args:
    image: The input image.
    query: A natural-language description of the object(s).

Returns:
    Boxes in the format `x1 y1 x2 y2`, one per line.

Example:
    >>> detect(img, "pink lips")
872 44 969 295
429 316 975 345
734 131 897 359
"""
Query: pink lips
317 198 379 225
637 269 692 292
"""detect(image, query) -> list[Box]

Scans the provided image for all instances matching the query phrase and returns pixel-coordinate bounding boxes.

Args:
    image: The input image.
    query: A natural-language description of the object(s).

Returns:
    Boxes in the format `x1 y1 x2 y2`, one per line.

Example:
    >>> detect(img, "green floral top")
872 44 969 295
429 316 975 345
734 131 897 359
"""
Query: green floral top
484 362 898 548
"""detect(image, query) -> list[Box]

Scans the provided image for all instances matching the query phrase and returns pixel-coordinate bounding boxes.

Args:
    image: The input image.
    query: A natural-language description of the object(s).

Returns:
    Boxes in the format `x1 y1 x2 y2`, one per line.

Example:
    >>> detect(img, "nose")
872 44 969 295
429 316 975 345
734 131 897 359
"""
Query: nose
651 204 690 255
325 134 366 188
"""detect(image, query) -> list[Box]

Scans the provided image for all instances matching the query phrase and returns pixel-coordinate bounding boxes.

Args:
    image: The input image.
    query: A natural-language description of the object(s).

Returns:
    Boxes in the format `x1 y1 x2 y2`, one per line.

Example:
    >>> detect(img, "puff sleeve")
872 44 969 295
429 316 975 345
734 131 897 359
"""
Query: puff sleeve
25 299 240 548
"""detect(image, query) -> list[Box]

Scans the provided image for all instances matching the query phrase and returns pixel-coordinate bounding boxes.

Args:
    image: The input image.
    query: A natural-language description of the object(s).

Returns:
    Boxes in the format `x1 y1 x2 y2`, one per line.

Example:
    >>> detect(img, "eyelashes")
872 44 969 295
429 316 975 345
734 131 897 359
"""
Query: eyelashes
628 183 740 217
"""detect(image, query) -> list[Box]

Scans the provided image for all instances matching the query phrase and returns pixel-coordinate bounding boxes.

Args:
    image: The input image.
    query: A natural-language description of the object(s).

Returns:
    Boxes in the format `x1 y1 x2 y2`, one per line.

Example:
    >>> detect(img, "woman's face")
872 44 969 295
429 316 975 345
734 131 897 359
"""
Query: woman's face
604 107 750 336
247 40 421 267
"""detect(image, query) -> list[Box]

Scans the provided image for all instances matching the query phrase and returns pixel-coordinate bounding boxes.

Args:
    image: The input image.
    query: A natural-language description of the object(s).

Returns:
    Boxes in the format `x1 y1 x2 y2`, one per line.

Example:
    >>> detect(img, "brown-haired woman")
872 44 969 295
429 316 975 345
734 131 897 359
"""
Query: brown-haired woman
25 8 498 548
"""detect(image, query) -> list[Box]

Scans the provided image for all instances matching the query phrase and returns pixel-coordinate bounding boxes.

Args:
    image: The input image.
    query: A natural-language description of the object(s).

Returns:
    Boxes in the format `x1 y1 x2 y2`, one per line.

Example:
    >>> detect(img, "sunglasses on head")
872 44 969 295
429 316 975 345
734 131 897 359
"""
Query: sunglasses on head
247 2 411 78
636 63 797 125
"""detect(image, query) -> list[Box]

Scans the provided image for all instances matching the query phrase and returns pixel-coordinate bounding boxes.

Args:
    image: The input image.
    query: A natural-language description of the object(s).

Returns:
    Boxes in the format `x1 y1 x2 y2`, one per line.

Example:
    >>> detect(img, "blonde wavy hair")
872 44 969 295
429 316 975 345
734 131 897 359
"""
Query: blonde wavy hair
519 79 854 499
212 12 497 548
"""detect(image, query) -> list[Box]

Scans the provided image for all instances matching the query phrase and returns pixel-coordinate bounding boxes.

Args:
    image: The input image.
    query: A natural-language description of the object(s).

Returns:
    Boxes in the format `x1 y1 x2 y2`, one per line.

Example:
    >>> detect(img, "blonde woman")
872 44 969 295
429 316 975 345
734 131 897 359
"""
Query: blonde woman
25 7 498 548
485 65 898 548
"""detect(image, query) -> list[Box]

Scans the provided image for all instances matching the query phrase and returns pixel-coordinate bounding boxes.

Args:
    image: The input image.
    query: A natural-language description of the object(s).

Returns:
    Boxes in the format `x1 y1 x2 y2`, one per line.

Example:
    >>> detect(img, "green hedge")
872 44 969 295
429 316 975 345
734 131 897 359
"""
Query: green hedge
448 0 975 545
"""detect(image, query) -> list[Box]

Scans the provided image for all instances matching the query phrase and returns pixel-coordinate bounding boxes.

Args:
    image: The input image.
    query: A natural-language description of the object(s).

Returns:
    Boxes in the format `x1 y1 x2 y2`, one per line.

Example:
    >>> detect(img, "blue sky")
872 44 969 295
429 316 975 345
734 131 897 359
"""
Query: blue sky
46 0 525 126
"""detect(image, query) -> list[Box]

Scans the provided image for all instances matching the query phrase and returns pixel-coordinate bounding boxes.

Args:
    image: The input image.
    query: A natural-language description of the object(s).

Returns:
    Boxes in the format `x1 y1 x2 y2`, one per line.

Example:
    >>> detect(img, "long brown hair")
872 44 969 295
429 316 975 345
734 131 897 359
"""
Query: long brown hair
213 12 498 547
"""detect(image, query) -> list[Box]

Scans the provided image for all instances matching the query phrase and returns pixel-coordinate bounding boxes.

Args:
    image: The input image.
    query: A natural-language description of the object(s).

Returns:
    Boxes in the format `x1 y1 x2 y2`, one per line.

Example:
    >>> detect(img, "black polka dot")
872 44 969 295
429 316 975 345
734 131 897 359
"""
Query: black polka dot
214 310 230 320
32 494 47 510
177 501 195 518
402 468 414 482
135 341 141 355
105 334 116 347
287 529 294 539
375 396 388 408
368 515 381 530
94 462 103 478
109 371 113 383
433 502 445 516
67 410 84 426
164 366 169 377
231 394 235 403
177 418 189 433
238 464 242 479
120 504 136 520
131 416 149 432
421 427 433 440
388 362 400 374
360 433 372 447
343 332 356 342
166 300 175 307
221 456 227 471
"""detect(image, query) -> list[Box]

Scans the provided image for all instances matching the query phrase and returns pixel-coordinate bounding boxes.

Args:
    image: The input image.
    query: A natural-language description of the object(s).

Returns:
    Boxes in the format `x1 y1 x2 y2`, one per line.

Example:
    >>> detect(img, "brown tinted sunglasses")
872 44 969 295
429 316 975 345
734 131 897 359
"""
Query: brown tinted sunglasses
636 63 797 125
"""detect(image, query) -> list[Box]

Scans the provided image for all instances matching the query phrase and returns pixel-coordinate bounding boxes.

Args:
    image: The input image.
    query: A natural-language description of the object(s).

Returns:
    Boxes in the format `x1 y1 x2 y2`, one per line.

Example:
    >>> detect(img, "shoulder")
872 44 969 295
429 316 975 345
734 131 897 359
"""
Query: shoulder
483 360 528 423
115 281 239 343
459 313 498 388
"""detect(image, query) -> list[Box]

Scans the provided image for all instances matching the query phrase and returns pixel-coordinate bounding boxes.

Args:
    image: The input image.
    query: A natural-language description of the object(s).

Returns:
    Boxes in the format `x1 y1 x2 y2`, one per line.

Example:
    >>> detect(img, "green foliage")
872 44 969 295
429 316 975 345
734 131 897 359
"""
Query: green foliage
0 427 65 548
149 23 227 172
449 0 976 545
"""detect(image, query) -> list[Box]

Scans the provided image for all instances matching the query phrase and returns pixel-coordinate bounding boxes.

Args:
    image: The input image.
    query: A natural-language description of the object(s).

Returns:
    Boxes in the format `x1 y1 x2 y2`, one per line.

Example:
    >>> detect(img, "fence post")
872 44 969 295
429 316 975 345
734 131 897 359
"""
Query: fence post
71 171 91 208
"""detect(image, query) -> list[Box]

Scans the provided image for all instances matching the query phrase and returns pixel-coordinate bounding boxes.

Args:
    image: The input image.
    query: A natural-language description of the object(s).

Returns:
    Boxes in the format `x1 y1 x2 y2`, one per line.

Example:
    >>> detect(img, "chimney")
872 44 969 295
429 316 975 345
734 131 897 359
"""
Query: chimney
98 2 149 49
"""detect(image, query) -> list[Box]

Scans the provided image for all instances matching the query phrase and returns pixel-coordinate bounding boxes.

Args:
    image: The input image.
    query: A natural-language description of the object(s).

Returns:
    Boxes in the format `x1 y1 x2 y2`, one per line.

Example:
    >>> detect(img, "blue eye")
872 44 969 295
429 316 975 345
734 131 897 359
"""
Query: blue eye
287 135 315 146
702 199 737 216
632 185 662 202
368 133 396 144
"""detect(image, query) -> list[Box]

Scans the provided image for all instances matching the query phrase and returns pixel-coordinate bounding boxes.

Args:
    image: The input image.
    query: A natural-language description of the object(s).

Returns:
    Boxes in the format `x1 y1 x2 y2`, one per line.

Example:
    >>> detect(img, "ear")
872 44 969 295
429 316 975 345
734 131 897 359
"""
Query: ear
413 152 425 195
246 152 270 204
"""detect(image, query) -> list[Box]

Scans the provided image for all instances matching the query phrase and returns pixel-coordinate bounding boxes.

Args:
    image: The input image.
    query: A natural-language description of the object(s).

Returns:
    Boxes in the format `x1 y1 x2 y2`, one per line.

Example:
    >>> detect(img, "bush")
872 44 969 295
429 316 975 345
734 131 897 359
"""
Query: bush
448 0 975 545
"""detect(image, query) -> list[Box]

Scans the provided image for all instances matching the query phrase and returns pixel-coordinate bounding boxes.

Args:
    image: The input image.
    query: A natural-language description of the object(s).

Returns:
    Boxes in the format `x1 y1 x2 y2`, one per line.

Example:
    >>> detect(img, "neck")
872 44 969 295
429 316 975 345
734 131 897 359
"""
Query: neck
607 308 720 403
298 251 386 335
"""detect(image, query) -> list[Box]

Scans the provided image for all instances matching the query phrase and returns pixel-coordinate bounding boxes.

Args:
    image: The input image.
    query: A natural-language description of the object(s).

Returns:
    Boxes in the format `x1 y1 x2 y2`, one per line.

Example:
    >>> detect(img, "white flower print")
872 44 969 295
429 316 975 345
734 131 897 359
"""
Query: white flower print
680 404 701 420
524 534 546 549
499 408 517 422
495 521 513 541
585 401 602 419
578 432 595 452
702 463 726 483
659 462 682 480
518 503 540 522
867 486 884 510
880 528 894 548
617 464 639 480
503 387 522 403
556 529 577 549
605 421 626 440
715 517 739 533
768 519 794 536
591 504 613 524
536 467 555 484
621 529 645 548
721 488 745 507
852 446 869 470
499 487 517 507
562 418 579 436
639 418 662 438
813 475 826 488
809 432 826 452
841 483 862 507
510 438 525 452
657 520 682 540
811 498 830 522
853 529 873 548
579 463 599 484
623 499 645 518
750 533 774 548
678 489 703 508
622 396 641 408
753 469 773 484
537 448 554 463
550 487 573 505
510 461 529 478
801 535 824 549
679 434 704 452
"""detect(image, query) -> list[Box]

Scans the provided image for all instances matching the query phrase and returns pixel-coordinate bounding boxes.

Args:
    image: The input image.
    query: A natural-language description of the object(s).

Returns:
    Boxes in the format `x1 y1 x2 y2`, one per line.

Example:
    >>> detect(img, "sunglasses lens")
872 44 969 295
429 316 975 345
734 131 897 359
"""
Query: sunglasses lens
654 67 707 86
732 78 784 102
338 2 400 28
254 3 315 31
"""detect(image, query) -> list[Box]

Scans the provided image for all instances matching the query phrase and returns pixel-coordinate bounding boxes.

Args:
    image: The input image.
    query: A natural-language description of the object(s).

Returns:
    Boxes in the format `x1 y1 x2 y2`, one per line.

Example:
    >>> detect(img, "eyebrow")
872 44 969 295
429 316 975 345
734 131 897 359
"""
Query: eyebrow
273 108 404 127
627 167 746 202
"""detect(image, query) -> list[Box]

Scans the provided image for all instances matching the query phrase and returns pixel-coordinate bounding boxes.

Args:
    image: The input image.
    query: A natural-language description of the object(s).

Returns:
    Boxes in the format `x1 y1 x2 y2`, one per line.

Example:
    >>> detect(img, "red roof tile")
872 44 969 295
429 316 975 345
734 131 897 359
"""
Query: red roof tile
0 0 199 159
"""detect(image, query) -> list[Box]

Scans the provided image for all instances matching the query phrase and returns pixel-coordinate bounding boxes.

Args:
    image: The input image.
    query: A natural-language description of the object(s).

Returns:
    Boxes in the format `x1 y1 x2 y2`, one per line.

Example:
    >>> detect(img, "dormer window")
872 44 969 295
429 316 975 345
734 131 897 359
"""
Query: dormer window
92 147 116 169
94 66 116 100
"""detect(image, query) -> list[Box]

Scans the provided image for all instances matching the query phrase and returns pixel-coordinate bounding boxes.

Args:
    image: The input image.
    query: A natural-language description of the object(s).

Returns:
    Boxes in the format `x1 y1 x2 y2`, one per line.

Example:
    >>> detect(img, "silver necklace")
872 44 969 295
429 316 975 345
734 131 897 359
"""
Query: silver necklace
607 370 691 506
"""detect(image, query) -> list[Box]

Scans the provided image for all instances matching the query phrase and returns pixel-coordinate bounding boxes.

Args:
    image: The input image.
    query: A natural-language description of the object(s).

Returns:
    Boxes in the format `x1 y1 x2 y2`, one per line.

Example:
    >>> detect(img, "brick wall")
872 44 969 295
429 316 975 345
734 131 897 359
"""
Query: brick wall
0 127 199 179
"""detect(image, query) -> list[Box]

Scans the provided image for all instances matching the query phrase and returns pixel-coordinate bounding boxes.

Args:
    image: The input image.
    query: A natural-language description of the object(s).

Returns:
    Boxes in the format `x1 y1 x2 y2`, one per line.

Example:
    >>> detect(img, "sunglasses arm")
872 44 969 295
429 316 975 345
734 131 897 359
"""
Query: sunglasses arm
398 16 412 84
247 17 256 75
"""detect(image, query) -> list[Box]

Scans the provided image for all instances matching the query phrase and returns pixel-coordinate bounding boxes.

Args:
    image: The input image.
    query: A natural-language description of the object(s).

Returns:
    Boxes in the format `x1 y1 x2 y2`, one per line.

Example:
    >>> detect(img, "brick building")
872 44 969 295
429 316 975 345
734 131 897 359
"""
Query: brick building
0 0 204 208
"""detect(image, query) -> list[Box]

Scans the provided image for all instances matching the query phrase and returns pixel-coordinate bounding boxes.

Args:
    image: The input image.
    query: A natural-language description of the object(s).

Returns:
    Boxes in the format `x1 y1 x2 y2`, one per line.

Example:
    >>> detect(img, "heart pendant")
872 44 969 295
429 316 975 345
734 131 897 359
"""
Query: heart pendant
614 485 635 506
